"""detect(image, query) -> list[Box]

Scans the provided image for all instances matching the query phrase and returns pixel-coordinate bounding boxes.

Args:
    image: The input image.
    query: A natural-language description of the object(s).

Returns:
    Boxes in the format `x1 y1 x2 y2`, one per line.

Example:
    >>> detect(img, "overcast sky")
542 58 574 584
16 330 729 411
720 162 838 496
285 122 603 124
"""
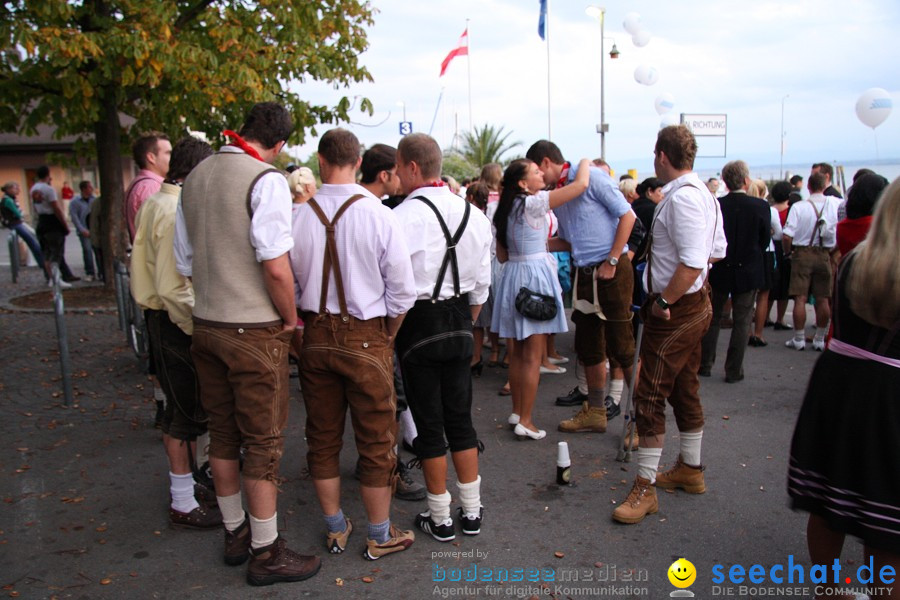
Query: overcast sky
288 0 900 178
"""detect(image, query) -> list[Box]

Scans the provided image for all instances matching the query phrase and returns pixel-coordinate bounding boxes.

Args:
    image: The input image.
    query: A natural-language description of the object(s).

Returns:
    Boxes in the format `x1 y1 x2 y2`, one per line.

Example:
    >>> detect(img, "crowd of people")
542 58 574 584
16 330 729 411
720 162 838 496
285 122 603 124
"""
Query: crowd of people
13 100 897 594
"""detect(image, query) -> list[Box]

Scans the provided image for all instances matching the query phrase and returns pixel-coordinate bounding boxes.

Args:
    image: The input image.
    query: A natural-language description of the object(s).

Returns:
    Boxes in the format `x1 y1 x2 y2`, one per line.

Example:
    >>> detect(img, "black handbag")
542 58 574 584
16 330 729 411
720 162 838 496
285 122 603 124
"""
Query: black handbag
515 287 558 321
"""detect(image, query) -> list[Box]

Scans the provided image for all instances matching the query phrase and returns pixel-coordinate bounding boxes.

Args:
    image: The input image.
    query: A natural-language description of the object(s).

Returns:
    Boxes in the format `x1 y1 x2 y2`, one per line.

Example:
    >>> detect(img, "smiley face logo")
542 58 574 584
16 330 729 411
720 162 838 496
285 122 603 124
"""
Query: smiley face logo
668 558 696 588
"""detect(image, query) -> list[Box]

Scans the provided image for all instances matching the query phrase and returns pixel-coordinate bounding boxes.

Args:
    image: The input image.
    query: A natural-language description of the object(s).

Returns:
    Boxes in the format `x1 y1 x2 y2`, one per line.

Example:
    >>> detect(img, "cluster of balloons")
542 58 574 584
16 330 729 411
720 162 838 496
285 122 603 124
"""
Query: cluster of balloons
623 12 657 87
855 88 892 130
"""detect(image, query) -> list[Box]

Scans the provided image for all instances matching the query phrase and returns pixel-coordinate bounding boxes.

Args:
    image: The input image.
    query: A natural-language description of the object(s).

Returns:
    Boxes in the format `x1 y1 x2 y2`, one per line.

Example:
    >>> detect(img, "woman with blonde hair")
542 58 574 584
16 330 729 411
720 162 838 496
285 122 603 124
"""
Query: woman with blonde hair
788 177 900 600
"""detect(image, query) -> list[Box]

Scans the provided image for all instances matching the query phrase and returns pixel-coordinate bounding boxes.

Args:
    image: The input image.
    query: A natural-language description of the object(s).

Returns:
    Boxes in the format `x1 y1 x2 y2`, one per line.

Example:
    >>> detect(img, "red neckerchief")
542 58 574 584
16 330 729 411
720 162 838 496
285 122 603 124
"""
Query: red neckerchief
423 180 445 187
556 162 571 189
223 130 264 162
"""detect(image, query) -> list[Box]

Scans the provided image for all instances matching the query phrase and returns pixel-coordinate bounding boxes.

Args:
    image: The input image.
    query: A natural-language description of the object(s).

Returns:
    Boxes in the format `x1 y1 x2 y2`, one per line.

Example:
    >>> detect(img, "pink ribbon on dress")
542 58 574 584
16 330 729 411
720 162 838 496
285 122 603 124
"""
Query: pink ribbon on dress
827 338 900 369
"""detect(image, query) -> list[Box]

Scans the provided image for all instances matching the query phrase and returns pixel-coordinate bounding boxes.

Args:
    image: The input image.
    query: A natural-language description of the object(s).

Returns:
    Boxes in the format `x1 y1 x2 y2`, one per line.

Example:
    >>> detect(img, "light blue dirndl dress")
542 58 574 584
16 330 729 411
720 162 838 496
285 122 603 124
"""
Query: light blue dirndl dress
491 191 568 340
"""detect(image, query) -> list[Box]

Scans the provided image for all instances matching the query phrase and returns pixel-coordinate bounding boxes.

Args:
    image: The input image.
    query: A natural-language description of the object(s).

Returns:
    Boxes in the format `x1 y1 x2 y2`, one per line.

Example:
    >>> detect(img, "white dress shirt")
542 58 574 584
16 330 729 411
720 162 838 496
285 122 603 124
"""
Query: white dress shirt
393 186 492 305
291 183 416 320
783 193 839 249
643 172 727 295
174 146 293 277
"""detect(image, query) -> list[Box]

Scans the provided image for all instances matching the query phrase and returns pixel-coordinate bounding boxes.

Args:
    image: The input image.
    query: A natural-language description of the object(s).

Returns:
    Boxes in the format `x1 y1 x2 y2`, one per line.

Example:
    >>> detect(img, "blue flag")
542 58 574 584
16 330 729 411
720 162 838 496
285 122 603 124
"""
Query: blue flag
538 0 548 40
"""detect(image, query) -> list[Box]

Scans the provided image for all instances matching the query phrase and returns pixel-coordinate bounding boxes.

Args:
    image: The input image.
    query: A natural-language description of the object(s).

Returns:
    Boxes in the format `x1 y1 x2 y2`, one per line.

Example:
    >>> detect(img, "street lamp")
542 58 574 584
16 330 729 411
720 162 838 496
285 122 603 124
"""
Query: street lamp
585 6 619 161
779 94 789 179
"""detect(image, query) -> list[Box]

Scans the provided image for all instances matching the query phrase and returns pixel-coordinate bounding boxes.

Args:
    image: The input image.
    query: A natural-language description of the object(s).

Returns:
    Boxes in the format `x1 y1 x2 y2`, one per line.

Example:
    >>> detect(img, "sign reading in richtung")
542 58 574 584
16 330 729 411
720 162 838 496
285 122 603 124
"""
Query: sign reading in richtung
680 113 727 157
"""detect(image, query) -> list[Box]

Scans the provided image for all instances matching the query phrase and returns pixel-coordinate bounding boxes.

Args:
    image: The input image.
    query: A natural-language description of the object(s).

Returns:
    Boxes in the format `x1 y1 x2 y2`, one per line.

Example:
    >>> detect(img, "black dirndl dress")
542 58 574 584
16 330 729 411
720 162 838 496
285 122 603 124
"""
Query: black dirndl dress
787 254 900 553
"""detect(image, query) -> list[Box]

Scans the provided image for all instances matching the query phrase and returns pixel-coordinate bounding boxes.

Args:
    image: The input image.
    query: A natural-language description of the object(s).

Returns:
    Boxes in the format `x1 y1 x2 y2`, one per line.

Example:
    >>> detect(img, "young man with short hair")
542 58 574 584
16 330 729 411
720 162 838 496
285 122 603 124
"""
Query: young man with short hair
393 133 492 542
612 125 726 525
291 128 418 561
176 102 321 586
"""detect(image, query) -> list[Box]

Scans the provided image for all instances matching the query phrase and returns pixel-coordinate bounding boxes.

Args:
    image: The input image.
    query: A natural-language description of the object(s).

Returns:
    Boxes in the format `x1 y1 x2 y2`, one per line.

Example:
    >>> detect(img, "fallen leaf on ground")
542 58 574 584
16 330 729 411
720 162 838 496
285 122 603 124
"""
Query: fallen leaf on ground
99 578 111 585
722 415 730 420
362 577 374 583
554 551 564 558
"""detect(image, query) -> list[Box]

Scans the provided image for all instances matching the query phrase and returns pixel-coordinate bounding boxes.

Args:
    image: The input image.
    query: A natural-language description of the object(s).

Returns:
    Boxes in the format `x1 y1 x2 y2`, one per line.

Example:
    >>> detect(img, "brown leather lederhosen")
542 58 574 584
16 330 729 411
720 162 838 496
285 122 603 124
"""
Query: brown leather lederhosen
299 194 398 487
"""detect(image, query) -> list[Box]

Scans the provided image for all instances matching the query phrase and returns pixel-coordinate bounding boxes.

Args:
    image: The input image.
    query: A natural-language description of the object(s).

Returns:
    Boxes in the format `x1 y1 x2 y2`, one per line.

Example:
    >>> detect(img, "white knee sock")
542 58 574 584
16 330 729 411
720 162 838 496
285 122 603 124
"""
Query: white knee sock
217 492 245 532
608 379 624 405
153 384 166 402
400 409 417 446
636 448 663 483
426 491 452 524
575 361 588 395
680 431 703 466
249 513 278 549
169 472 199 513
456 476 482 516
814 327 826 342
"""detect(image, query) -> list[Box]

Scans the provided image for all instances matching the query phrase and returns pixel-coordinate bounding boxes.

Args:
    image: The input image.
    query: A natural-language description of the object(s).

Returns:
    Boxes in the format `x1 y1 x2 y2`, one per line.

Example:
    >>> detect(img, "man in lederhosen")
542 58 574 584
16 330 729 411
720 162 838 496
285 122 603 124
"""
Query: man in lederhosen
392 133 492 542
291 128 418 561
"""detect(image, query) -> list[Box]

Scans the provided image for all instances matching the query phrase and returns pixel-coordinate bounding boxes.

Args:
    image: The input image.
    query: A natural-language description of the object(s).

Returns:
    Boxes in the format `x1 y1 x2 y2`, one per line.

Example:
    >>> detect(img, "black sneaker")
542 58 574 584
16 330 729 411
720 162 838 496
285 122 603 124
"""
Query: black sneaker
457 506 483 536
555 386 588 407
605 395 621 420
415 511 455 542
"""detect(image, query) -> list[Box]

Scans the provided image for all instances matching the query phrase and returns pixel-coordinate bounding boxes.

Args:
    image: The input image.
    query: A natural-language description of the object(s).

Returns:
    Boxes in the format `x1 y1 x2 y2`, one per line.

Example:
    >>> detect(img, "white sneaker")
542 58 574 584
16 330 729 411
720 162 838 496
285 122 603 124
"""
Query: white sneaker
48 280 72 289
785 338 806 350
84 275 94 282
539 365 567 374
812 339 825 351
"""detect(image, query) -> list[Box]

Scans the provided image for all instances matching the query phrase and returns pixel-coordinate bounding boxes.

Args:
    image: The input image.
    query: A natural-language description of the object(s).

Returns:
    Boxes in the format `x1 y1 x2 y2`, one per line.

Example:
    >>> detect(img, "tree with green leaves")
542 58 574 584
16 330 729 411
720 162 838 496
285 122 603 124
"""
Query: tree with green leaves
0 0 374 282
458 124 521 168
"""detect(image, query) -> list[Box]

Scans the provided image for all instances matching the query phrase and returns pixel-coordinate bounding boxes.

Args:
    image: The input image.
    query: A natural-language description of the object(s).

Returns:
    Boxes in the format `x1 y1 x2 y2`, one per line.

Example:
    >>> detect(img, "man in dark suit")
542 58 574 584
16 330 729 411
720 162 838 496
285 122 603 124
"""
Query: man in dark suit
699 160 771 383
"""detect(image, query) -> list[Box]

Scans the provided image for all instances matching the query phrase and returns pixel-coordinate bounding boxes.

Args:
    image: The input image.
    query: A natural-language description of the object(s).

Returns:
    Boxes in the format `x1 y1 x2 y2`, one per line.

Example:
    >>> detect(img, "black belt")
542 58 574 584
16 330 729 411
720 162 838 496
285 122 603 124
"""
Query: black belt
577 263 602 275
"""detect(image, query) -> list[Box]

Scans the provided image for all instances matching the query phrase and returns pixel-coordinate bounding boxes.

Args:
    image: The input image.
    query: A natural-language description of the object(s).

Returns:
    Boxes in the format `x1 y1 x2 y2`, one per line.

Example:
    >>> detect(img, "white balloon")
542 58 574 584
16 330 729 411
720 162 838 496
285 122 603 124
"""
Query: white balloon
623 12 642 35
634 65 648 85
855 88 892 129
634 64 659 86
660 114 679 129
655 92 675 115
632 30 651 47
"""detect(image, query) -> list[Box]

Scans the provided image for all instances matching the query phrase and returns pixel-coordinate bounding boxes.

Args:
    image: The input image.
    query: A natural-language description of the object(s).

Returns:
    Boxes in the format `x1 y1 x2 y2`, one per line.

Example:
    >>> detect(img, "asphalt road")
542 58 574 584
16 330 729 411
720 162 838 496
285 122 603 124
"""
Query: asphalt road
0 260 865 600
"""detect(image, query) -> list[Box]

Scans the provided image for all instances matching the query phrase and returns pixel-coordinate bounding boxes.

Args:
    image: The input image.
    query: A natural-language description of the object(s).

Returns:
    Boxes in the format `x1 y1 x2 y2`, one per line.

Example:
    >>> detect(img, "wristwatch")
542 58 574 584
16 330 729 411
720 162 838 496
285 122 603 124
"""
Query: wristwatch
655 296 670 310
606 255 619 267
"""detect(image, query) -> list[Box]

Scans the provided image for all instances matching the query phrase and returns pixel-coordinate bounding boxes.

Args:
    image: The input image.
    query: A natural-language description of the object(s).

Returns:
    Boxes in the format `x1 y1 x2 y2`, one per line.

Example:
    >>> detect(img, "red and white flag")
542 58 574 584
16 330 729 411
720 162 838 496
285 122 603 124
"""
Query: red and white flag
440 28 468 77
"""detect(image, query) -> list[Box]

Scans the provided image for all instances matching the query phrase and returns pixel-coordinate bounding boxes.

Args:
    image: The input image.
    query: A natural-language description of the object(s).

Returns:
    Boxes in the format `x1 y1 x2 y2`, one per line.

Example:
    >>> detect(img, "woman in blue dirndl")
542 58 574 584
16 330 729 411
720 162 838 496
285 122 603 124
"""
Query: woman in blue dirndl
491 158 591 440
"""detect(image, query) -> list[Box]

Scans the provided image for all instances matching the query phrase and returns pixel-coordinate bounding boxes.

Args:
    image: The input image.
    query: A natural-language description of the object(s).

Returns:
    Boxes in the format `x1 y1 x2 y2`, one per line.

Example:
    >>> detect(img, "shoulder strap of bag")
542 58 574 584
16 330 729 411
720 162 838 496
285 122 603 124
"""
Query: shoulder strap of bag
413 195 470 301
306 194 364 317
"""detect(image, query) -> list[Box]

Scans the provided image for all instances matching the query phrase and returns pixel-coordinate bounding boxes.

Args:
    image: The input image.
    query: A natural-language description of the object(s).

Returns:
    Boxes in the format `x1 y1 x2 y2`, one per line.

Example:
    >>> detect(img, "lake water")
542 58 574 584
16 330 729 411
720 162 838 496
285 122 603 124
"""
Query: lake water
695 159 900 192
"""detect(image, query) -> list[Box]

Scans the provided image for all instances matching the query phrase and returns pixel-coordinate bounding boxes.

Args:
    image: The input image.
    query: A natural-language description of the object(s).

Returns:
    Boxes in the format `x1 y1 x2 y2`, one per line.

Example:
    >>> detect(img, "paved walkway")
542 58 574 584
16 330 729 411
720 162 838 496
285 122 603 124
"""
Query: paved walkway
0 254 853 599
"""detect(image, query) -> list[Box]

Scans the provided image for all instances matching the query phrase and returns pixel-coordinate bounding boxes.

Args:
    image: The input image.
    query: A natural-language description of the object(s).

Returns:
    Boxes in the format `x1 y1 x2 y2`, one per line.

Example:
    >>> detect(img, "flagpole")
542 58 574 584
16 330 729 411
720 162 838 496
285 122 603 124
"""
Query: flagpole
466 18 473 132
546 2 552 140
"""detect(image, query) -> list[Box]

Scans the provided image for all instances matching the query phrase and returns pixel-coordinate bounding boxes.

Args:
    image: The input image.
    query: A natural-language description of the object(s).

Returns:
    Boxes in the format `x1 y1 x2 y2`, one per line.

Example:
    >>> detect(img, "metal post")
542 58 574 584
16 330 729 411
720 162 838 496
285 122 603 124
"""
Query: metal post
600 8 606 161
50 264 73 406
7 228 19 283
114 259 128 331
780 94 789 179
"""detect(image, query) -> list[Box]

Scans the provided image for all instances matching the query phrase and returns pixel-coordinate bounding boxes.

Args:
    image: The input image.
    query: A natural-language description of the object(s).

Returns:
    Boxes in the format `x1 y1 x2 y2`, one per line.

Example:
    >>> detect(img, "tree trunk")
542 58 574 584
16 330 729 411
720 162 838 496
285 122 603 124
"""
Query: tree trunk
93 91 127 288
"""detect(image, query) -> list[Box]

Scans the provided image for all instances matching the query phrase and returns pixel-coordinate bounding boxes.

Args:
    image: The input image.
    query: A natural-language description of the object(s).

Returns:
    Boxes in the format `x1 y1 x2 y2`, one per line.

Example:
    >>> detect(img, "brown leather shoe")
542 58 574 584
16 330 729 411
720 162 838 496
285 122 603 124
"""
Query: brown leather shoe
557 401 607 433
612 476 658 524
169 504 222 530
654 454 706 494
224 515 251 566
246 537 322 586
